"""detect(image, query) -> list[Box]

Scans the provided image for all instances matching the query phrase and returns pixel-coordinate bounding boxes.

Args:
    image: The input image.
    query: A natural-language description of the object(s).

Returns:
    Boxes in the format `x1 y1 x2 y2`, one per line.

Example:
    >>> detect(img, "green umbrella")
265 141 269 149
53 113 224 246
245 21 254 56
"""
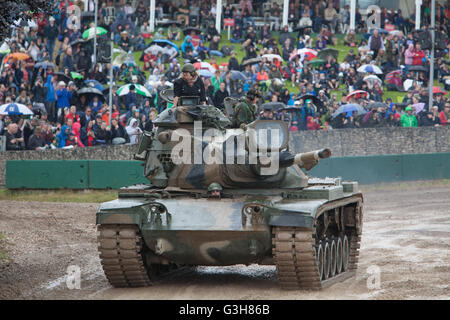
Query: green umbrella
70 71 83 80
82 27 108 40
306 59 325 68
317 48 339 60
117 84 152 97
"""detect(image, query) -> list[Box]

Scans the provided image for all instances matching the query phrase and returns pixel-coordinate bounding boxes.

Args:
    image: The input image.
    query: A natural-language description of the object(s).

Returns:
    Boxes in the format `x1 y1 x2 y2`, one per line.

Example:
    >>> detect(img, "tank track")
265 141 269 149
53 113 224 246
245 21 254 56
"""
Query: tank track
272 201 362 290
97 224 152 287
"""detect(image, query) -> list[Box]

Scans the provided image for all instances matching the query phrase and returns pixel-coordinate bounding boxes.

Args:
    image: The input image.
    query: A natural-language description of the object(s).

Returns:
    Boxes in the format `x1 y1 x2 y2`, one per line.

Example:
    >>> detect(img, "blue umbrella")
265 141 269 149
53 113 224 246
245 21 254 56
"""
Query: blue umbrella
332 104 367 118
84 80 104 91
145 39 180 53
198 69 214 78
226 70 248 81
0 103 33 115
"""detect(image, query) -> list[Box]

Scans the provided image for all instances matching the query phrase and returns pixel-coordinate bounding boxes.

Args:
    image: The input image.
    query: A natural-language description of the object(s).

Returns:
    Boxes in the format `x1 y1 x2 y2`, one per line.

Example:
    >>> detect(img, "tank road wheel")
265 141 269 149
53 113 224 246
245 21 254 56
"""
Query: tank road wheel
316 242 324 281
97 224 152 288
342 235 349 272
330 239 337 278
323 241 331 280
336 237 343 274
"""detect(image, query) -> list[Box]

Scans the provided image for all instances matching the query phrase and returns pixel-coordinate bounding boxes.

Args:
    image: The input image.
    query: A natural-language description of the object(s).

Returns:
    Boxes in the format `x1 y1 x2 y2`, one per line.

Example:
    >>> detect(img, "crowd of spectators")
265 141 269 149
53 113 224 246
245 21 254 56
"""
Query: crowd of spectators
0 0 449 152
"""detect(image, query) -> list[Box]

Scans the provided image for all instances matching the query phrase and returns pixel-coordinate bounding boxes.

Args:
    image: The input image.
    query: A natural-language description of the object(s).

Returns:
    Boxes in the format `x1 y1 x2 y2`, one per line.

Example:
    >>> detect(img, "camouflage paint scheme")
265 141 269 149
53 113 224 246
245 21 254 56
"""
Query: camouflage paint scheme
96 103 363 269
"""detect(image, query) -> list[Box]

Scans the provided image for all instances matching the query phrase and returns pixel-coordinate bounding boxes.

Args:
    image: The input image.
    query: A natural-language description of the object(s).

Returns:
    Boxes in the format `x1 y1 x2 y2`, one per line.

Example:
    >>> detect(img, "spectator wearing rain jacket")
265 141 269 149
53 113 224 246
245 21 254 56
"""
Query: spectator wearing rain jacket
56 81 72 118
181 36 195 58
401 106 418 127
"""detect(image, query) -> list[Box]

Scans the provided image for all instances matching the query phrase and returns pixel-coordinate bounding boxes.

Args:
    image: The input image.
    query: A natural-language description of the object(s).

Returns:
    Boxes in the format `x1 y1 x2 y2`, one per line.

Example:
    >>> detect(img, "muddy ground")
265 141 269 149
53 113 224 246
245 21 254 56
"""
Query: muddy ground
0 182 449 300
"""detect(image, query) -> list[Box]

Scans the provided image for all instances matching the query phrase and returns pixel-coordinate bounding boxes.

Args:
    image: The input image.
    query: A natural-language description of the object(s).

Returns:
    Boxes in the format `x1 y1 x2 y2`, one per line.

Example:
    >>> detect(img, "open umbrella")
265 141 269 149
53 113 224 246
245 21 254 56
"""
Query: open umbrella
69 39 87 48
332 104 367 118
407 65 428 73
346 90 368 102
183 27 201 36
363 75 382 88
147 39 180 54
77 87 105 102
84 80 104 91
412 103 425 114
34 61 55 69
357 64 383 74
290 48 317 61
367 102 388 109
227 70 247 81
317 48 339 60
262 54 283 62
53 72 71 83
0 103 33 115
82 27 108 40
241 57 262 67
258 102 287 112
385 70 402 82
198 69 214 78
5 52 30 62
306 59 325 68
193 61 216 73
389 30 403 37
432 87 446 95
70 72 84 80
117 84 152 97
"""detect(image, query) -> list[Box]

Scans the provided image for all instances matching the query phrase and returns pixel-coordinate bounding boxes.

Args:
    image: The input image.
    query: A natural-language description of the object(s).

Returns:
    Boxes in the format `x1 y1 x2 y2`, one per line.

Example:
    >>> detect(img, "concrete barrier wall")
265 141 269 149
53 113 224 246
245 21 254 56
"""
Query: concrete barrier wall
1 126 450 186
7 152 450 188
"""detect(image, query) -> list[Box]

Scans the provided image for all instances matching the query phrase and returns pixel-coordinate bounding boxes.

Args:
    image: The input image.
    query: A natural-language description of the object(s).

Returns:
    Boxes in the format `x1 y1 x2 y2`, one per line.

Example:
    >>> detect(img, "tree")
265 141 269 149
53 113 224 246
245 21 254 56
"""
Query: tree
0 0 53 42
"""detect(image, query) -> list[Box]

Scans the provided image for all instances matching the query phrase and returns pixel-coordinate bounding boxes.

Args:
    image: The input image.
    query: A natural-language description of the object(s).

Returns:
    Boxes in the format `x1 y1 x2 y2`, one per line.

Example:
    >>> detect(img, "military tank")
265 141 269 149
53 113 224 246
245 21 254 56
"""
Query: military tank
96 96 363 290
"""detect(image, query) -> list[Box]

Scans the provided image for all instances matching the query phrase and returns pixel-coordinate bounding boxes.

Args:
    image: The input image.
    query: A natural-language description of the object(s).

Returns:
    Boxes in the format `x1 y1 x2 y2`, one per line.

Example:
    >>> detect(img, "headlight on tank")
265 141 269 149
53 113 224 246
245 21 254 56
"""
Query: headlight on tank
242 204 264 227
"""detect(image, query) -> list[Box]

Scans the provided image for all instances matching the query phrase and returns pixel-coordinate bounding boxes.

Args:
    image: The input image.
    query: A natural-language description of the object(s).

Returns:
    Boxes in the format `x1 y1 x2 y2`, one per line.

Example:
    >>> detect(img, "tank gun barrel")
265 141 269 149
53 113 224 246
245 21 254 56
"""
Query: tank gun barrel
293 148 331 171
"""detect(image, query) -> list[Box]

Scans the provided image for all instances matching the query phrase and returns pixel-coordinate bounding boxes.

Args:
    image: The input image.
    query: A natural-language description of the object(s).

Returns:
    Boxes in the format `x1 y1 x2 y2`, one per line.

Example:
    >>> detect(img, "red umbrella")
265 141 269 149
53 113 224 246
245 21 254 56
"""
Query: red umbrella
346 90 368 102
432 86 446 95
385 70 402 82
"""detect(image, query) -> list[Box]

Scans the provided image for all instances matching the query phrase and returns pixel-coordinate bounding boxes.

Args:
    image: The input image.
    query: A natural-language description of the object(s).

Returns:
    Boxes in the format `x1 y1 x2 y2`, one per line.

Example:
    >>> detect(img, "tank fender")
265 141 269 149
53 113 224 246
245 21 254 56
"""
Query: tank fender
268 210 315 228
96 199 153 227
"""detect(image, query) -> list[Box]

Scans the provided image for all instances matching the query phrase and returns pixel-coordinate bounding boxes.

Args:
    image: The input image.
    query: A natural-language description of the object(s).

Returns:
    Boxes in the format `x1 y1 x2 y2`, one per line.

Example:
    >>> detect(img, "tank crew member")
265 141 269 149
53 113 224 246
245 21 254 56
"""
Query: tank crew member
173 63 207 107
207 182 223 198
232 88 260 128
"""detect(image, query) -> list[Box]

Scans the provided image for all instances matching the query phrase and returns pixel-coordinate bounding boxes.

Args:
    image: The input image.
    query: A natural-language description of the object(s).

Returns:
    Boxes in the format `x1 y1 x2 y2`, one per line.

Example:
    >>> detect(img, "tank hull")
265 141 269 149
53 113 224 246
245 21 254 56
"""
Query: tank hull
97 185 363 289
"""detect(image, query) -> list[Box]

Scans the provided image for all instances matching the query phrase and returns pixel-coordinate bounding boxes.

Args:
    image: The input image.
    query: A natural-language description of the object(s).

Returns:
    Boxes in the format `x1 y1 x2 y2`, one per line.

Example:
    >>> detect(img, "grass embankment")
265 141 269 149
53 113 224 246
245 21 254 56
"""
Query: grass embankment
0 188 117 203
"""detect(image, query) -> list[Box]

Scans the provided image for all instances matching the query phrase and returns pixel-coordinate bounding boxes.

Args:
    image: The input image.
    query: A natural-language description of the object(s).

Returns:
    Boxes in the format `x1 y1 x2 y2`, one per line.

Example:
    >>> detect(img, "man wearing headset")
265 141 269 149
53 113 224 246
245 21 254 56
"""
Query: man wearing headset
173 63 207 107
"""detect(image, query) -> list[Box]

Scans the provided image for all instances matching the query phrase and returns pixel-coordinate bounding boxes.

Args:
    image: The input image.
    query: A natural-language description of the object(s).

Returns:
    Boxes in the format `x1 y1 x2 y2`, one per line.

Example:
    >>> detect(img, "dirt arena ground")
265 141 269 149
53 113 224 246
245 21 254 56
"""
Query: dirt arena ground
0 181 449 300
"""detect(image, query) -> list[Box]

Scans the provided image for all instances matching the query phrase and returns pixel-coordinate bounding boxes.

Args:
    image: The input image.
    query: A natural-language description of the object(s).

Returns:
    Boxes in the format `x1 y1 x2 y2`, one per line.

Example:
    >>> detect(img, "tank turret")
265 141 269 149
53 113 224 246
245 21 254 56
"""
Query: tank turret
135 101 330 190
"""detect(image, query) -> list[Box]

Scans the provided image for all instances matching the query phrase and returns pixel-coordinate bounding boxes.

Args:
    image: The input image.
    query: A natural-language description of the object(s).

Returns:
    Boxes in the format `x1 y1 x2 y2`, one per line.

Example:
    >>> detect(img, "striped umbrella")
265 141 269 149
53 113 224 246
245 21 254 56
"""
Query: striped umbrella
0 103 33 115
116 84 152 97
82 27 108 40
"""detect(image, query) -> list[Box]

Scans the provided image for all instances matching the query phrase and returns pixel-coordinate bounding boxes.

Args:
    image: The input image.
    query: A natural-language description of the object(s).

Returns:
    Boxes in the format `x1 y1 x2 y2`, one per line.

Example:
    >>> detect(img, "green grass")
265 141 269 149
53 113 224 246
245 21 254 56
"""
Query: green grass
0 232 11 263
0 188 117 203
122 30 445 105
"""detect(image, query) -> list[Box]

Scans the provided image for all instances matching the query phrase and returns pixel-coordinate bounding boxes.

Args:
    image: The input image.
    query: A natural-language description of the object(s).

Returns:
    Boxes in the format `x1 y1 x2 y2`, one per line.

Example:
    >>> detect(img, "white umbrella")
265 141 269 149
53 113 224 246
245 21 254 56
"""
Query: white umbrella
363 75 382 88
357 64 383 74
145 44 165 55
262 54 283 62
0 103 33 115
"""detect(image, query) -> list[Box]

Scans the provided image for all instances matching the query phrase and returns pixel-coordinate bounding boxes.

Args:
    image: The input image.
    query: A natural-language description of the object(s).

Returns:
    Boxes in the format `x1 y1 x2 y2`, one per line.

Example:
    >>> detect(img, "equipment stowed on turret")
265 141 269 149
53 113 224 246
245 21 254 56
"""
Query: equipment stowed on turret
96 93 364 290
